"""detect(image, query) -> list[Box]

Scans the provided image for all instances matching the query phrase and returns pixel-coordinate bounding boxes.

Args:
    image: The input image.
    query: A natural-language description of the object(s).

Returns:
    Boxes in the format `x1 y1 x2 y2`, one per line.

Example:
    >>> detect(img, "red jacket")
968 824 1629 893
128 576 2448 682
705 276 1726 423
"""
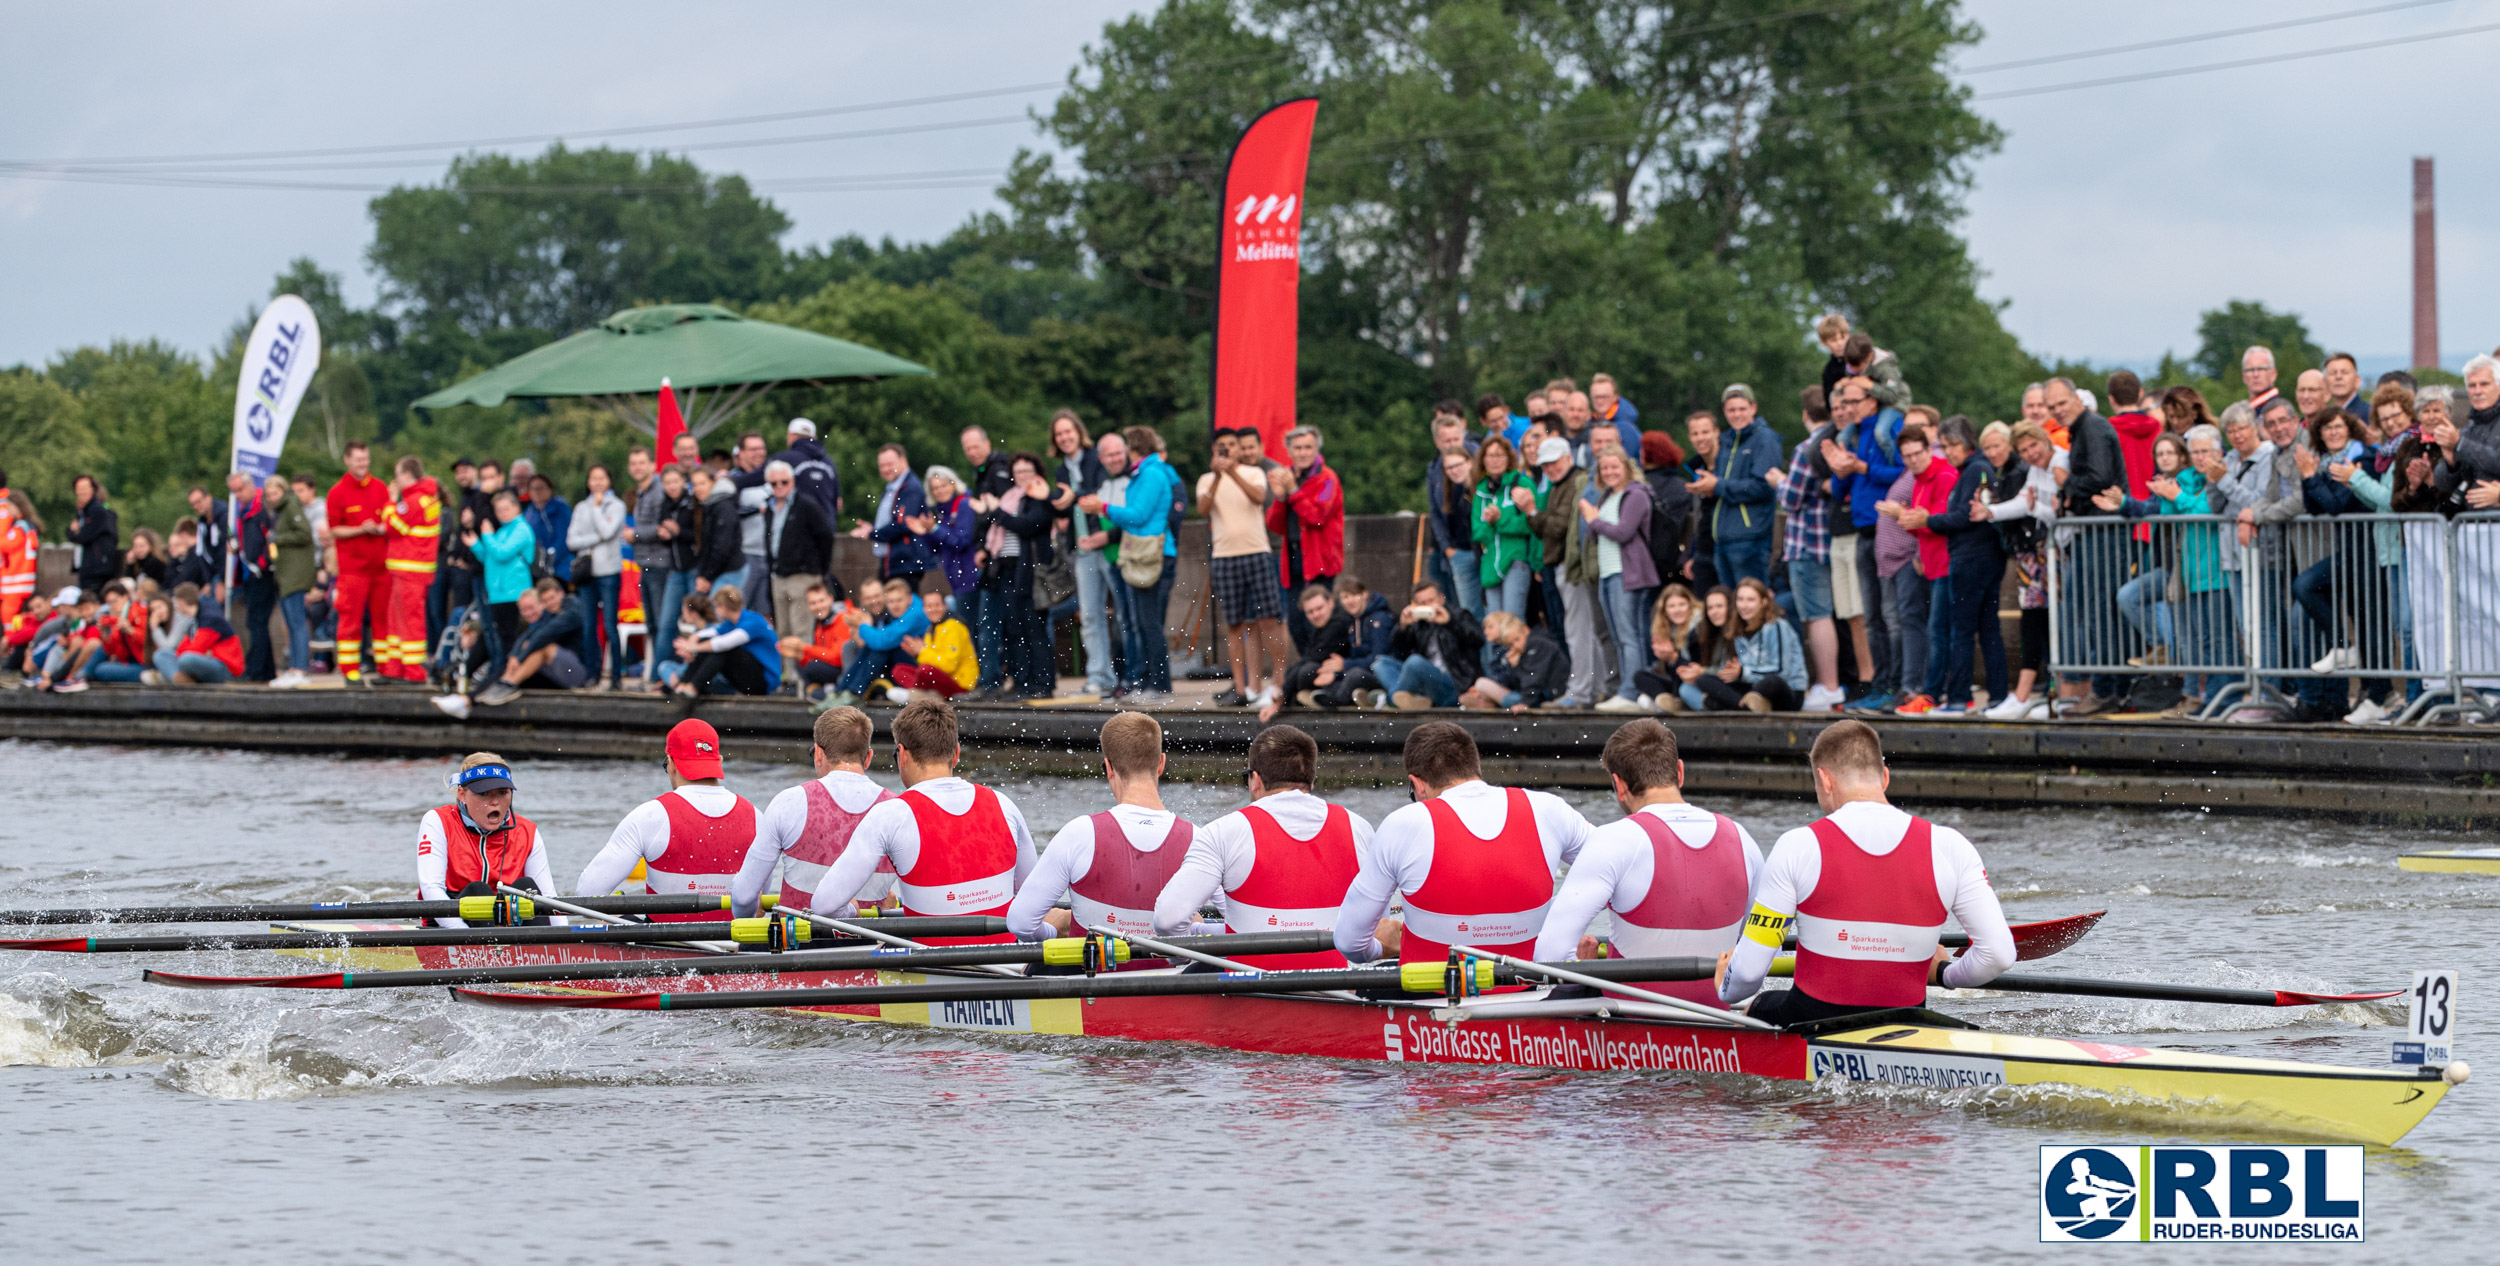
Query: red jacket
1264 457 1345 587
96 606 148 664
326 472 390 575
1906 457 1960 581
177 620 246 677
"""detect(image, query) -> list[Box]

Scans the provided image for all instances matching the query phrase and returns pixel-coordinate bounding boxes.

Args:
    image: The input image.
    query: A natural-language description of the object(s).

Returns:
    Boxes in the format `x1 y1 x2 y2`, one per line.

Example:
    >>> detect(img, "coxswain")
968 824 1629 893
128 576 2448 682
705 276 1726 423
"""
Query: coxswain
1716 719 2013 1024
1008 712 1193 944
1531 720 1762 1005
1152 724 1371 969
728 706 898 918
418 752 557 927
378 456 441 683
1334 722 1592 968
325 441 392 685
574 718 760 923
806 697 1035 945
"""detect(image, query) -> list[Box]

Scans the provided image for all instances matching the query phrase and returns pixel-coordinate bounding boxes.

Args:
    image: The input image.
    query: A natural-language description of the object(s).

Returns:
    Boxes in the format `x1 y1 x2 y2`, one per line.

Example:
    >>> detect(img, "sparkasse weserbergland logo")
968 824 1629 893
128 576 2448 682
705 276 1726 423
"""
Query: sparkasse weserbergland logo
2040 1146 2364 1242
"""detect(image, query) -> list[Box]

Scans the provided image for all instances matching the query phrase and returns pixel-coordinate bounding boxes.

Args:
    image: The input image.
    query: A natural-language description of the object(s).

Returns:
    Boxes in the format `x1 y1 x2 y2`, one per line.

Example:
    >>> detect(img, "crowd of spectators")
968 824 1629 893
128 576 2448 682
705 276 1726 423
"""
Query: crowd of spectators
8 310 2499 728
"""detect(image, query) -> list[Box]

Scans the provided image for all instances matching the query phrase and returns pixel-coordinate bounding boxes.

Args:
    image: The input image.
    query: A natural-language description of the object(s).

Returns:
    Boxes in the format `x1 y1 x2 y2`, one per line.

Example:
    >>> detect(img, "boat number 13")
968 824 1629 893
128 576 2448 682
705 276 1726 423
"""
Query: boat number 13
2404 969 2457 1066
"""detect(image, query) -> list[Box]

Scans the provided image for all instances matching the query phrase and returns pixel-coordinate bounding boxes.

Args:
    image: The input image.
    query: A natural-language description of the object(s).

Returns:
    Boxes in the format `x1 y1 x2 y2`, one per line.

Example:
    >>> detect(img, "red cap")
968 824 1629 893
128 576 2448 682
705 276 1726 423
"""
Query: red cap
666 718 725 780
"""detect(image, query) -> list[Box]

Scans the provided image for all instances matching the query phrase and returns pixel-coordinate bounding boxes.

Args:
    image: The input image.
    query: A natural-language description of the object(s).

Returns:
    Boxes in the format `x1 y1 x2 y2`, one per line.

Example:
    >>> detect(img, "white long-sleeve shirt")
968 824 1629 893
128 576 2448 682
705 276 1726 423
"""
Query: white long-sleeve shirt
729 770 893 917
416 810 558 928
1333 781 1593 962
1530 801 1764 962
574 784 754 899
809 776 1037 918
1007 802 1186 941
1719 799 2012 1004
1152 789 1377 937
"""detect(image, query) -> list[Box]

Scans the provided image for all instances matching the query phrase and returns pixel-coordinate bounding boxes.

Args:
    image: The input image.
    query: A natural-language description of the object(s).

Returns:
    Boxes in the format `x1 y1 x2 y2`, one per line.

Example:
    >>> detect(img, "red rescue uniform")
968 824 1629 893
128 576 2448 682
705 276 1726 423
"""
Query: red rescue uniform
327 472 391 680
379 476 441 680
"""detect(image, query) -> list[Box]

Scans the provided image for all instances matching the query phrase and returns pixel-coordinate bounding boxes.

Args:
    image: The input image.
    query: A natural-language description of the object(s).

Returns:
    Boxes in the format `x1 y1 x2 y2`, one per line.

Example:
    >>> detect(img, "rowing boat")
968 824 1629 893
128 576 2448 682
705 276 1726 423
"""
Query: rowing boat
248 912 2449 1146
2399 848 2500 875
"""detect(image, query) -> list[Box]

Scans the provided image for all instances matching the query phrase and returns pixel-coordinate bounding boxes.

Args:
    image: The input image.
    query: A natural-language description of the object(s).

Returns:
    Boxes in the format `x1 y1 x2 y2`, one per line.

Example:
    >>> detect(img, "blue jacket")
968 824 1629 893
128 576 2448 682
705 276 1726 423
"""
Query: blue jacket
475 517 537 604
1710 421 1786 543
857 602 933 652
512 595 584 661
1102 454 1179 556
923 492 983 596
867 472 935 578
1347 591 1396 660
523 496 572 580
710 608 781 693
1845 407 1906 530
1597 400 1641 455
1735 617 1809 693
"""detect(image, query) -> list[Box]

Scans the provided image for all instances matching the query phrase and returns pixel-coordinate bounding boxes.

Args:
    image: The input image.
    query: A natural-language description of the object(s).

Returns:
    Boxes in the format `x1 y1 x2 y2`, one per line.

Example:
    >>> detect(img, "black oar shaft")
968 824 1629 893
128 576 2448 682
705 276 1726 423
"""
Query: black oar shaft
459 956 1720 1013
0 893 753 926
151 931 1344 990
1970 972 2286 1008
6 916 1008 954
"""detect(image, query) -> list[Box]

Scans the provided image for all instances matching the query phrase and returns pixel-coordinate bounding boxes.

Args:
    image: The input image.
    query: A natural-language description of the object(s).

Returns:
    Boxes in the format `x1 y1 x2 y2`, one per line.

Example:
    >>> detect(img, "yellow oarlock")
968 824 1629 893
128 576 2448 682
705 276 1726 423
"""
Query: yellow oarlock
730 916 812 950
457 894 533 925
1402 959 1497 994
1041 937 1133 967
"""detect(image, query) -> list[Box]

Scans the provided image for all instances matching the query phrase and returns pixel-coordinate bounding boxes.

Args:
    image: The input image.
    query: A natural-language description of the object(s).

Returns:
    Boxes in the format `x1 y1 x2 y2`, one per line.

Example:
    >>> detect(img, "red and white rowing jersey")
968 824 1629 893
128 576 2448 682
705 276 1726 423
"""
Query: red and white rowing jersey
1154 789 1374 970
1007 804 1192 942
1335 780 1591 964
818 775 1037 947
730 770 897 916
1720 800 2013 1009
572 785 761 923
1532 802 1763 1005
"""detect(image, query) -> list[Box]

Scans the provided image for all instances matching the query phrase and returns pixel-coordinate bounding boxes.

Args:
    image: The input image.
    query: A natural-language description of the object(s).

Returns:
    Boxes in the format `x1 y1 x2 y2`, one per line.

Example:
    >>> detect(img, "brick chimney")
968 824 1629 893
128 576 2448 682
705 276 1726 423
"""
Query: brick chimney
2413 156 2439 371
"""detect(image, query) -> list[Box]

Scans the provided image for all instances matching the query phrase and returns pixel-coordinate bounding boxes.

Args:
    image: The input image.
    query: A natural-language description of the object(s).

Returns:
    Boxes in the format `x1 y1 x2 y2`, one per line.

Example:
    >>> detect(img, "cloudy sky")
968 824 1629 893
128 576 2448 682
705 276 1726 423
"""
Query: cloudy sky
4 0 2491 374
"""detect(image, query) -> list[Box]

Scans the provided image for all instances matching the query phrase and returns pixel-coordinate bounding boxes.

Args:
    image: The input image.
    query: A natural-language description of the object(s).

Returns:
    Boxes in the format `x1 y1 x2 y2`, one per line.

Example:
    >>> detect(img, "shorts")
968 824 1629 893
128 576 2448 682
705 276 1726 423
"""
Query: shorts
524 645 590 690
1787 555 1836 623
1210 552 1281 626
1828 535 1864 621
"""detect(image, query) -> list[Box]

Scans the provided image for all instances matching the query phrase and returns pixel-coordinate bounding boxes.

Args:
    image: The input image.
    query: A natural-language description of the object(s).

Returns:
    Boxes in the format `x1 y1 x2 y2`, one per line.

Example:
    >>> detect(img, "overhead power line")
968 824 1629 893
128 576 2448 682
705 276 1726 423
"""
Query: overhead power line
1959 0 2458 74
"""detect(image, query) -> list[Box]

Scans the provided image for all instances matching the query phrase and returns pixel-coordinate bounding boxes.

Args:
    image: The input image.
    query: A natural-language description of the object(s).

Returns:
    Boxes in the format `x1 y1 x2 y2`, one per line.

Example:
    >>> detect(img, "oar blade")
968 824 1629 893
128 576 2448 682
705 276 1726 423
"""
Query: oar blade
0 937 91 953
140 969 347 990
2273 987 2405 1007
2009 909 2104 961
451 987 660 1011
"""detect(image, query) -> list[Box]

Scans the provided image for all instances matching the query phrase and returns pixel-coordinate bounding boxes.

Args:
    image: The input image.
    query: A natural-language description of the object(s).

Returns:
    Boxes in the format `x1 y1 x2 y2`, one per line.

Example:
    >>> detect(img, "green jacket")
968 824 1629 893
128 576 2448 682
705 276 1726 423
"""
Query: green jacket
268 488 318 595
1470 471 1540 587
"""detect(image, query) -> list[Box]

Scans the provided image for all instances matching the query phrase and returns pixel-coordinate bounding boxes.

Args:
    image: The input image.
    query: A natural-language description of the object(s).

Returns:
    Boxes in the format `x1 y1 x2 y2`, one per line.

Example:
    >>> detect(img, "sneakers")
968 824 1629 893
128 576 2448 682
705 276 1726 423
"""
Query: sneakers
2312 646 2359 673
2065 693 2121 718
1739 691 1774 713
1653 692 1686 713
1392 690 1433 711
2125 646 2170 668
2023 697 2053 720
269 669 308 690
1212 687 1251 708
141 669 164 686
52 678 87 694
1893 693 1939 716
1294 689 1319 708
430 693 473 719
1844 690 1897 715
1929 701 1968 717
1594 695 1644 712
475 681 521 707
887 687 913 705
1799 683 1847 712
1363 689 1389 710
1458 689 1497 711
2160 697 2205 720
2344 697 2392 725
1980 693 2032 720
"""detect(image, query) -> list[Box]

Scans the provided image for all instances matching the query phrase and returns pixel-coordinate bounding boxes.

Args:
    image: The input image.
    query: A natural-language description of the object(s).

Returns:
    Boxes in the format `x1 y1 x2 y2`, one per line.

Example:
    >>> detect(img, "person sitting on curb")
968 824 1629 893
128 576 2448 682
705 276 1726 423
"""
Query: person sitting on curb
150 583 244 685
1376 581 1484 711
822 579 930 709
475 578 588 706
889 587 976 704
672 584 781 702
1464 610 1569 713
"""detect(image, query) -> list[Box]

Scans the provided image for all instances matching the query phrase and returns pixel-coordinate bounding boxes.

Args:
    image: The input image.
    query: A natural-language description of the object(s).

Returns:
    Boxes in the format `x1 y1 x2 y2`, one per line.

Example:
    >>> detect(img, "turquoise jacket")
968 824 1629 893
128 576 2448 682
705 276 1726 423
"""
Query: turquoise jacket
474 517 538 604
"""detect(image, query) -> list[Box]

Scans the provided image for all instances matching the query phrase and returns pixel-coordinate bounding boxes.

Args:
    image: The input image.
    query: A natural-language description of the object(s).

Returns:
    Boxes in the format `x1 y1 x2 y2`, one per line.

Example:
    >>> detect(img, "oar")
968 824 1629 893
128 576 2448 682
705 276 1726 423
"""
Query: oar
1963 971 2405 1009
1081 922 1366 1003
0 892 776 926
0 915 1008 954
770 903 1021 978
141 931 1342 991
447 955 1723 1013
1770 910 2105 962
1450 945 1777 1031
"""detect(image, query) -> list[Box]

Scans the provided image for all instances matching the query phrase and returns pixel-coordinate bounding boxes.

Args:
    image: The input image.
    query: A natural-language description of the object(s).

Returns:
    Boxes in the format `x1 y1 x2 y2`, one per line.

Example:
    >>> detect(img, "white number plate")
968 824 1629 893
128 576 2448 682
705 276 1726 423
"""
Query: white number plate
2393 969 2456 1067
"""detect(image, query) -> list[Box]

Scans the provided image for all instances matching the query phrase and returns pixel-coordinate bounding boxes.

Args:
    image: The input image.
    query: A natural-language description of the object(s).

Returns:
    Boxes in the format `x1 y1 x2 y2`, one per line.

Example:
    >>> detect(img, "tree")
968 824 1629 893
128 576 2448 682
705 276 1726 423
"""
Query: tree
0 371 102 533
43 341 226 535
2192 300 2322 384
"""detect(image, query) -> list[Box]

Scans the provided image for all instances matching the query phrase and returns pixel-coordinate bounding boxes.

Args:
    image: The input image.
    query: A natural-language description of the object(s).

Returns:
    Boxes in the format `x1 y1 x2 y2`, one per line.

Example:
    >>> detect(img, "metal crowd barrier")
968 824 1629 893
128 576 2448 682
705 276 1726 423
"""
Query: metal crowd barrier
2046 511 2500 725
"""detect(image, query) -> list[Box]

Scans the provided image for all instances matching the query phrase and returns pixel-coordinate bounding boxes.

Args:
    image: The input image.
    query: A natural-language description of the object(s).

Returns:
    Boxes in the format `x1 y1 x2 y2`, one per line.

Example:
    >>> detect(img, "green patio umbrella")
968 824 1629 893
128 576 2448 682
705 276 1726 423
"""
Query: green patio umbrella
412 303 931 438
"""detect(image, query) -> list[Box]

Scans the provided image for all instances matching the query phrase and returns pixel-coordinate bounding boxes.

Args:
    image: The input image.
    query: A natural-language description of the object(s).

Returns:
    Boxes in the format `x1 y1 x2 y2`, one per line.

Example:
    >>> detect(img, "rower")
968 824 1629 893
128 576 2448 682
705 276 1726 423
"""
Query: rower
1008 712 1192 943
807 697 1035 945
573 718 760 923
1531 720 1761 1005
1716 719 2013 1024
418 751 556 927
1334 721 1592 968
730 706 898 918
1153 723 1371 969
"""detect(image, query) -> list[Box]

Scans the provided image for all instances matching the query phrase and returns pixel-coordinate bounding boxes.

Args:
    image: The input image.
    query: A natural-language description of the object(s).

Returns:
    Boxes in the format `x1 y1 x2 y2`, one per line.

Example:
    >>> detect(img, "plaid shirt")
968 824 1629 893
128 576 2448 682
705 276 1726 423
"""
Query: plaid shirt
1778 437 1831 562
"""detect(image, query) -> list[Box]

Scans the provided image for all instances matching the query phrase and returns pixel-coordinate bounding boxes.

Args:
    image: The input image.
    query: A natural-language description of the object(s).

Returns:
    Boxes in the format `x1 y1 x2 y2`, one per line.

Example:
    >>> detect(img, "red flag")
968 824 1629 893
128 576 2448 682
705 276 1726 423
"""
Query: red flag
1211 98 1318 464
654 378 686 462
